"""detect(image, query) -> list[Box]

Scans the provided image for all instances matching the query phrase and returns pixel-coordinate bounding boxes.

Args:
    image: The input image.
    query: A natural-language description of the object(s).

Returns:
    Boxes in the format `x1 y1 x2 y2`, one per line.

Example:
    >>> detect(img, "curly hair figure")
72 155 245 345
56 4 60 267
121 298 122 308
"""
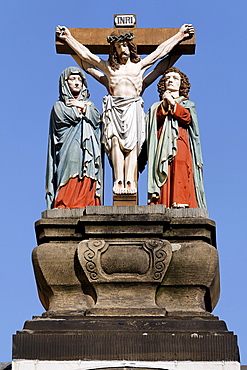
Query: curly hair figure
158 67 191 100
146 67 206 209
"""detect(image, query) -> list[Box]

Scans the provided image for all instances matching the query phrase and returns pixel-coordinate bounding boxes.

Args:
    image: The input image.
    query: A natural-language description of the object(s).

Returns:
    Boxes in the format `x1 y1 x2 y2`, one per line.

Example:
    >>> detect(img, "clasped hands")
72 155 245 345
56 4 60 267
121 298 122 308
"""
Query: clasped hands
162 91 176 111
66 99 89 114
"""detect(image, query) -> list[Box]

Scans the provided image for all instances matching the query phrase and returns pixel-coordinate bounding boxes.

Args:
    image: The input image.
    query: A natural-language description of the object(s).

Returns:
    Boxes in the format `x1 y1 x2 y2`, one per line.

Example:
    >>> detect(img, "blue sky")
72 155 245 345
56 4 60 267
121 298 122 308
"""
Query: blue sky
1 0 247 364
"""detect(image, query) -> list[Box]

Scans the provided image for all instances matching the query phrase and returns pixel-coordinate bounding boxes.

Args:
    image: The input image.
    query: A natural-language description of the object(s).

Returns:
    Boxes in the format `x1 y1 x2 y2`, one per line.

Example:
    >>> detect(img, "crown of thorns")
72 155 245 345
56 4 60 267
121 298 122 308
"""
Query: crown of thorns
107 32 135 43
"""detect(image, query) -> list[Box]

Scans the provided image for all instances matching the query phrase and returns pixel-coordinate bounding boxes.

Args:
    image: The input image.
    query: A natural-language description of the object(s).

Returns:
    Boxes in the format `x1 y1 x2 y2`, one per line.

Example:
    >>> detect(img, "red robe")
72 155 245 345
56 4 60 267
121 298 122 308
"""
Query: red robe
54 176 100 209
151 103 197 208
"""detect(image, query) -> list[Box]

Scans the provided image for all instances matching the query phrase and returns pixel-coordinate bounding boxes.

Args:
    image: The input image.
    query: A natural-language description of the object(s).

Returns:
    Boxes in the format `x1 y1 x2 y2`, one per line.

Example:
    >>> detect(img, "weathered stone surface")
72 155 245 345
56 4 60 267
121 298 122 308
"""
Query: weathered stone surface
157 241 220 314
41 205 209 218
36 207 214 245
41 208 85 218
84 205 209 217
33 206 218 317
32 243 95 316
13 317 240 362
78 239 172 316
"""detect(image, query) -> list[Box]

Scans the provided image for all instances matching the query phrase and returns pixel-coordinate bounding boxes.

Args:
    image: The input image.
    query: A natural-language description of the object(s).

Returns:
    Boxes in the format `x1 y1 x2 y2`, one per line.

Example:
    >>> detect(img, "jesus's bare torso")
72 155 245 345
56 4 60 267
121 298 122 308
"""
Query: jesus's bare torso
104 60 143 97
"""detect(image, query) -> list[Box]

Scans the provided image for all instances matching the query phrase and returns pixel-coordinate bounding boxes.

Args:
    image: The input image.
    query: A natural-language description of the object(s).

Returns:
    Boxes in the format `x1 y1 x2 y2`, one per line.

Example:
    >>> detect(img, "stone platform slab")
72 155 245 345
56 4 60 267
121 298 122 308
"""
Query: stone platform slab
13 317 239 362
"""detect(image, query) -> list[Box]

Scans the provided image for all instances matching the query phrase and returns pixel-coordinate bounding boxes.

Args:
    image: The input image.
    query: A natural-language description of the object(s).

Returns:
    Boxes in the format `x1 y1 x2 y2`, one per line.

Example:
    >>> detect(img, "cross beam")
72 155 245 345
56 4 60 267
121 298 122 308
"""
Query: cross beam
56 27 196 55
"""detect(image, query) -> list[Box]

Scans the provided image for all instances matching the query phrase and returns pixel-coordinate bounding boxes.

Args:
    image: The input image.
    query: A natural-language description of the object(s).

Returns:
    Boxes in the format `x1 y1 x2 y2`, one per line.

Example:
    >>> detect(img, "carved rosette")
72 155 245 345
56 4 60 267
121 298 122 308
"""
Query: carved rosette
78 239 172 283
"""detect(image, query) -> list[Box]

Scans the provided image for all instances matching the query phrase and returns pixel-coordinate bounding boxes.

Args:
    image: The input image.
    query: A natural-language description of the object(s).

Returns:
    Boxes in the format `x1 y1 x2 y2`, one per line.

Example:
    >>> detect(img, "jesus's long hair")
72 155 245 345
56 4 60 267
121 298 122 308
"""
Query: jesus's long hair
108 40 141 71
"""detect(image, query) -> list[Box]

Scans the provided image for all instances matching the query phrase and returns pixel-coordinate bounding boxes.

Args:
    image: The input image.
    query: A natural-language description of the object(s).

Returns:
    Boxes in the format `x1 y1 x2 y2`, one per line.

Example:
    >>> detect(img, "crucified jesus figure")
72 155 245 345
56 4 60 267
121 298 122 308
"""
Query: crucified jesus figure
56 24 194 195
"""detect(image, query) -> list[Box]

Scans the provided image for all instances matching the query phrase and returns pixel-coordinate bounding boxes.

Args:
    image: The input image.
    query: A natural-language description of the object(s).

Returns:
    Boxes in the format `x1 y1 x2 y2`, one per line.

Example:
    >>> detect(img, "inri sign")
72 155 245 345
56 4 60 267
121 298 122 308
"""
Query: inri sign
114 14 136 27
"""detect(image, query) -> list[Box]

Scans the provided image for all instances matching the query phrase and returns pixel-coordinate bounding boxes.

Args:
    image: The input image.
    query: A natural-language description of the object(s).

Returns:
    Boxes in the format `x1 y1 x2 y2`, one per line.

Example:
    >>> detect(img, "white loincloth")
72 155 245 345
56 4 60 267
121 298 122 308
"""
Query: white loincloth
102 95 145 156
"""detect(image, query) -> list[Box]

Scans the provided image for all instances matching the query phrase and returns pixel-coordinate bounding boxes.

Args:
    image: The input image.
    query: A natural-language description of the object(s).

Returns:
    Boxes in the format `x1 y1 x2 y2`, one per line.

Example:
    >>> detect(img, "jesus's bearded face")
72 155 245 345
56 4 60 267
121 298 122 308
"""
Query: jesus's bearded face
114 41 130 64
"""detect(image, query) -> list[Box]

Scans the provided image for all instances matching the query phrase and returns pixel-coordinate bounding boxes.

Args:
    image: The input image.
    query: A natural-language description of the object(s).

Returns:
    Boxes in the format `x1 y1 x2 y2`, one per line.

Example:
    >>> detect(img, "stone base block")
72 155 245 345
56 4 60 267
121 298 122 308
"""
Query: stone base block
33 207 219 317
12 207 240 368
13 317 240 363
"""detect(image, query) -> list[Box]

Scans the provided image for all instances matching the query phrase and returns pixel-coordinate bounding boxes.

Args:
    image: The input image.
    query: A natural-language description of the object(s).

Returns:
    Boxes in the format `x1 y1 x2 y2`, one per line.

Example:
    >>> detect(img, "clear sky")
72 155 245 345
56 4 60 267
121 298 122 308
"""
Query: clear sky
1 0 247 364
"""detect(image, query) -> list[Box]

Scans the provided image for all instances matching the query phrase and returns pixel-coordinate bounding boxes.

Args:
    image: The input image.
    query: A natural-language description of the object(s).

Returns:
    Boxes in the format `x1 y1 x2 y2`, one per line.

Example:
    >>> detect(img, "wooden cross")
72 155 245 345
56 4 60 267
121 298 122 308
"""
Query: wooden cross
55 16 196 206
56 15 196 56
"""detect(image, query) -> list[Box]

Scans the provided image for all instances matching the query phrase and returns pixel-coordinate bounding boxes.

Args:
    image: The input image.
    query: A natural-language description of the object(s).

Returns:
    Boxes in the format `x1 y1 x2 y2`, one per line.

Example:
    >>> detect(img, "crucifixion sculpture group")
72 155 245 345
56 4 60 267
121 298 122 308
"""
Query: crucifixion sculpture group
46 18 206 209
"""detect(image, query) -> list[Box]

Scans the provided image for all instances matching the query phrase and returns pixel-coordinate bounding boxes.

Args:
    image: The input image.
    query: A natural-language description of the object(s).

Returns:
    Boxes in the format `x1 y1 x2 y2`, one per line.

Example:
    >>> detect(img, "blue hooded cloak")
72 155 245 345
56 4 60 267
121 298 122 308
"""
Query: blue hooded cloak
46 67 103 209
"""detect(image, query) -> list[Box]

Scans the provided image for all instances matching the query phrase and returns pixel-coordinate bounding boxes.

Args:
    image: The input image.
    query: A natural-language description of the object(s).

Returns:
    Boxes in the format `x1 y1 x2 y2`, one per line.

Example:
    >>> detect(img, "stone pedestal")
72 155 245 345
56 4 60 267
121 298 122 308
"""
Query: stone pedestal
12 206 240 369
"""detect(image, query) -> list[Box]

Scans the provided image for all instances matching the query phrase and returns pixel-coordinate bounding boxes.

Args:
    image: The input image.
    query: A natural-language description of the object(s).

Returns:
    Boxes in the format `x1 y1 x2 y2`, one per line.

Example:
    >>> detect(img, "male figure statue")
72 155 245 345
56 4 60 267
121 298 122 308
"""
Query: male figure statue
146 67 206 209
56 24 194 194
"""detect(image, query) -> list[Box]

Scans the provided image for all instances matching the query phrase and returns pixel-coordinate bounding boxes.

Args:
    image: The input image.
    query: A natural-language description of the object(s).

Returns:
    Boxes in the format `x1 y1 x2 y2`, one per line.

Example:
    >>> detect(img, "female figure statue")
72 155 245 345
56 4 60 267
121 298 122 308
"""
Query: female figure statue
46 66 103 209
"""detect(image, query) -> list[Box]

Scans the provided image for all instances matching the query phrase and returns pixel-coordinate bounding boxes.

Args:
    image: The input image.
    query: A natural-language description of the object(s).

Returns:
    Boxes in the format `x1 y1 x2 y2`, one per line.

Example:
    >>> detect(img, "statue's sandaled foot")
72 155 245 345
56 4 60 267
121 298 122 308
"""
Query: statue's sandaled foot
113 180 124 194
125 180 137 194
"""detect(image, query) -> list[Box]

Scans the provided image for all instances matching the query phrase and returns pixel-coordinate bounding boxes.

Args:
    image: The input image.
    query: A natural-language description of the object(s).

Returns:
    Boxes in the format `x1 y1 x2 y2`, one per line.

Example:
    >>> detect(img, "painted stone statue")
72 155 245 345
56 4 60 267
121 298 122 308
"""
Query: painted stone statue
46 66 103 209
146 67 206 209
56 25 194 195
